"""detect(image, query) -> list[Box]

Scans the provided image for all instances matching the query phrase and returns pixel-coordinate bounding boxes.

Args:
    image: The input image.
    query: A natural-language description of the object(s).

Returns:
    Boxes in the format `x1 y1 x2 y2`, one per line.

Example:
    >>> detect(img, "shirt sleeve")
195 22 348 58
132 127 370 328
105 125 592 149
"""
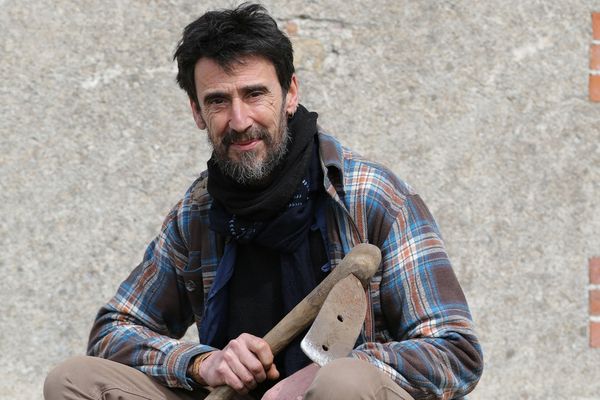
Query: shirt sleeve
351 193 483 400
86 202 216 390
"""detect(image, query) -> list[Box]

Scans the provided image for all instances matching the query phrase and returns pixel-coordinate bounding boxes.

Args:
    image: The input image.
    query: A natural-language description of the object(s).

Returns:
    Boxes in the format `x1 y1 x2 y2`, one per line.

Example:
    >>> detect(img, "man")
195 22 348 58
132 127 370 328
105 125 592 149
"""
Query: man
45 4 483 400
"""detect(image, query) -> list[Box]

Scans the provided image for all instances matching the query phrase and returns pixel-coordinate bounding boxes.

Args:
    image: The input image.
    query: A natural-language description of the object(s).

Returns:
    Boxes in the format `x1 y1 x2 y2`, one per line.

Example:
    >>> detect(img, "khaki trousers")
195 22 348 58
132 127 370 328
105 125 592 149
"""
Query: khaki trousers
44 356 414 400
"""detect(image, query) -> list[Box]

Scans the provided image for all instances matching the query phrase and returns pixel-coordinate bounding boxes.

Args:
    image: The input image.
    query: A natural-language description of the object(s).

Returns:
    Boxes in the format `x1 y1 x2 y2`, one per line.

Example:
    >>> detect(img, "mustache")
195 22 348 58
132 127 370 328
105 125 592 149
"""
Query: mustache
221 127 272 147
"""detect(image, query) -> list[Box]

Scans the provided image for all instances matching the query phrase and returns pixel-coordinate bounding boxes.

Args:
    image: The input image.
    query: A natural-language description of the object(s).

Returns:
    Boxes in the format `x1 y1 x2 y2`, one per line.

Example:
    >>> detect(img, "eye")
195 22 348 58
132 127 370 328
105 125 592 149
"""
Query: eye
247 89 266 99
207 96 226 105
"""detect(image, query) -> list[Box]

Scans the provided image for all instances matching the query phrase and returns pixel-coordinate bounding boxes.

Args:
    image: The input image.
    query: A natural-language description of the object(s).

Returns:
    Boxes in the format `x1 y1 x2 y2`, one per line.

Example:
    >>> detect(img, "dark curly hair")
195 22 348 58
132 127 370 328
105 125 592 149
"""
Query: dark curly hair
173 3 295 106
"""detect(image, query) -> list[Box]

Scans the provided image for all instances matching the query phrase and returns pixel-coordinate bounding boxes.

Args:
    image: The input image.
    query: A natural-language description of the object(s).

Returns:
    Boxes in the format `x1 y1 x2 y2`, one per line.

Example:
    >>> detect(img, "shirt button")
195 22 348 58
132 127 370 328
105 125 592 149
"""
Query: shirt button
185 280 197 292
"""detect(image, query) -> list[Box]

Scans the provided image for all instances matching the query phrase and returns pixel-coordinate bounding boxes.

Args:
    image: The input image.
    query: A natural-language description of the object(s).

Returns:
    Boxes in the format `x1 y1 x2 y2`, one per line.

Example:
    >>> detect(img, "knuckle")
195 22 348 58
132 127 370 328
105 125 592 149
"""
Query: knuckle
242 375 255 386
238 333 251 343
249 362 263 375
256 340 270 354
222 351 236 364
215 364 228 376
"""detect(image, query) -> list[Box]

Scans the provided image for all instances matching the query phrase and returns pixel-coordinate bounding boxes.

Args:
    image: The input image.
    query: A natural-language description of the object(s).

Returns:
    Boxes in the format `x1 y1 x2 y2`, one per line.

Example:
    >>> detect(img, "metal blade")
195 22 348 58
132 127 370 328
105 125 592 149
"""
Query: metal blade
300 274 367 366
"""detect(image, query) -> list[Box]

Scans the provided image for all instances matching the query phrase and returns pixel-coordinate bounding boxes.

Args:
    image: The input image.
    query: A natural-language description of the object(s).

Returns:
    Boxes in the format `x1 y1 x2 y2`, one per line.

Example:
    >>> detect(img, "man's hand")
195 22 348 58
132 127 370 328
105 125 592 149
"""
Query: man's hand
261 363 319 400
190 333 280 394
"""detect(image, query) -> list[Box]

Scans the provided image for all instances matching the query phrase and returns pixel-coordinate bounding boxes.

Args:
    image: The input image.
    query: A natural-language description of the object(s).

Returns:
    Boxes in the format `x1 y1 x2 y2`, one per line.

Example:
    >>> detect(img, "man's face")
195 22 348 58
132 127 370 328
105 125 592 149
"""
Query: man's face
191 55 298 184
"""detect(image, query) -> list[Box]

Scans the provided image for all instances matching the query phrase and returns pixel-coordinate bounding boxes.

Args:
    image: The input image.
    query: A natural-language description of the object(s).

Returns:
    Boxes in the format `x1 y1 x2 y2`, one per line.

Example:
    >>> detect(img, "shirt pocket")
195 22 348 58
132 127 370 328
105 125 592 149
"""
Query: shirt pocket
179 250 205 321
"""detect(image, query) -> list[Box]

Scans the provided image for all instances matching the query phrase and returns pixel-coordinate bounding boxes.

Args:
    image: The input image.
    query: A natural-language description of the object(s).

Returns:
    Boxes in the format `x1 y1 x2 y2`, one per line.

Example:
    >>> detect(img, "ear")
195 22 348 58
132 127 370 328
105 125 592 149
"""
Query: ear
284 74 299 116
190 98 206 130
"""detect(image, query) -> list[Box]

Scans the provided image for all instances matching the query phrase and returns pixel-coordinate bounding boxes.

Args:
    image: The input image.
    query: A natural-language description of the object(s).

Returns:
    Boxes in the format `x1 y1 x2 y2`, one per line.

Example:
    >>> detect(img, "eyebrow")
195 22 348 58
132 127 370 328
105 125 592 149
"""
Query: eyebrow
242 84 269 94
201 84 270 105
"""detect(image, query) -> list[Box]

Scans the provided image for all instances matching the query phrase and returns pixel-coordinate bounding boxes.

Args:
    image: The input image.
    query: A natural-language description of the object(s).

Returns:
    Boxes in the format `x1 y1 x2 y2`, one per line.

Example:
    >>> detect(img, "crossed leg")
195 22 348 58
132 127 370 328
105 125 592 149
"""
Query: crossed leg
304 358 414 400
45 356 414 400
44 356 209 400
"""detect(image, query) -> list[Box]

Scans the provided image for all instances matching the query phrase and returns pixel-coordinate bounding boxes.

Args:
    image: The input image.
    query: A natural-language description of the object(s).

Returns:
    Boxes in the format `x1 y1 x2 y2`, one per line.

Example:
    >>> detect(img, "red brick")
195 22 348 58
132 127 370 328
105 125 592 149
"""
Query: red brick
590 322 600 348
591 45 600 70
590 75 600 102
590 290 600 315
590 257 600 284
593 12 600 40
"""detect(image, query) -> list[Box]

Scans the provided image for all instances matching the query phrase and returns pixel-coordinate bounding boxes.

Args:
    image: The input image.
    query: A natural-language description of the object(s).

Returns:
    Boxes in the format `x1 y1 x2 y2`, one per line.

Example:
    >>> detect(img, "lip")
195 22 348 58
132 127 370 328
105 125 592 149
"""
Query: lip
230 138 261 151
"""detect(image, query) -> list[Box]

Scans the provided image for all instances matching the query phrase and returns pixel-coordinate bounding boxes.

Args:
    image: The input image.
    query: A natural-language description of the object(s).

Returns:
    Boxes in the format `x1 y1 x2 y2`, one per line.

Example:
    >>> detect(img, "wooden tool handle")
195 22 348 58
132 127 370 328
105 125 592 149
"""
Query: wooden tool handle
204 243 381 400
205 385 236 400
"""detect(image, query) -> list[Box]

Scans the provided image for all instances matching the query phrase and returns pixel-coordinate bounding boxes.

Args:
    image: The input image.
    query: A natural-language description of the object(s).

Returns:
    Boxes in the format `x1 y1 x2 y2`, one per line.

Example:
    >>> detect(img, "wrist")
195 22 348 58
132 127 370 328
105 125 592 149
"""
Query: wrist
188 351 214 385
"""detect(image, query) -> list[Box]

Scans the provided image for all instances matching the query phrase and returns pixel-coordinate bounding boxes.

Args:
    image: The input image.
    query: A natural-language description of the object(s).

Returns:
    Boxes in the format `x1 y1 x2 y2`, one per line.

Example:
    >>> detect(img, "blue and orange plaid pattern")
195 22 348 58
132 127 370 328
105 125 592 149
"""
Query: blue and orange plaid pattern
88 132 483 399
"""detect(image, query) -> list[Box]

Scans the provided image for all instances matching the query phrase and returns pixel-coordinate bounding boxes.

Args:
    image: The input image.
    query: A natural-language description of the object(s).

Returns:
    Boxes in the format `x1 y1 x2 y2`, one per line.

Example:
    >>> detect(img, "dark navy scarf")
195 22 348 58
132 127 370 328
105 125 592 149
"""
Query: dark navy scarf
203 105 326 377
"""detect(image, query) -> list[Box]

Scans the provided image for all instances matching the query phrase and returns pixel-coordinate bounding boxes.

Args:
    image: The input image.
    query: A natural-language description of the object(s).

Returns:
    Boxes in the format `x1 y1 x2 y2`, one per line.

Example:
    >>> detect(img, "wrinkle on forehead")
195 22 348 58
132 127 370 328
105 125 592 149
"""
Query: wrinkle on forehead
194 56 283 99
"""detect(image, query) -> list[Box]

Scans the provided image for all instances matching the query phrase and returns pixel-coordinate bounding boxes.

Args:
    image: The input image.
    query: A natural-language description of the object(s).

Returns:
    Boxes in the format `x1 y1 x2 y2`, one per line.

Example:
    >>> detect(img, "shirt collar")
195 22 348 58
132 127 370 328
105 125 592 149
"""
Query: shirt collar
316 127 345 196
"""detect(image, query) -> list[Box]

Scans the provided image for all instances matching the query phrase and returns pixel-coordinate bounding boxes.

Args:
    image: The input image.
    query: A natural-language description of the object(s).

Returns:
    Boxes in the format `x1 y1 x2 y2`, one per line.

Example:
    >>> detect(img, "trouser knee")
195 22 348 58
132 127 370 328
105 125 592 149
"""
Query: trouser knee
304 357 414 400
44 356 97 400
44 355 209 400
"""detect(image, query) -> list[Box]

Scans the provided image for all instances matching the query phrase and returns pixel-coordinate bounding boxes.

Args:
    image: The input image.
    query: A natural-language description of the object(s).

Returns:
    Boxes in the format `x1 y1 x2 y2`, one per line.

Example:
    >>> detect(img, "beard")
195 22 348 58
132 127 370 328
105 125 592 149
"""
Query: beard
208 109 290 186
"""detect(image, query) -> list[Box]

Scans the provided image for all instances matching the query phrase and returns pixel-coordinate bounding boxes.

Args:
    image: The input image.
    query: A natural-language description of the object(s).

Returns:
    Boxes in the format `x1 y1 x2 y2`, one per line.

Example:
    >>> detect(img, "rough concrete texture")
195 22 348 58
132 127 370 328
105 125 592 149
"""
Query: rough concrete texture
1 1 599 399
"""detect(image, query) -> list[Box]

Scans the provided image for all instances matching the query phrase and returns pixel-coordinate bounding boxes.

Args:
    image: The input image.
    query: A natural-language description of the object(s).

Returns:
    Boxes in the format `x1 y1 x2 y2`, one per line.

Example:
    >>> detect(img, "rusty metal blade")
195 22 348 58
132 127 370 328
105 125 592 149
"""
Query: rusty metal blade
300 274 367 366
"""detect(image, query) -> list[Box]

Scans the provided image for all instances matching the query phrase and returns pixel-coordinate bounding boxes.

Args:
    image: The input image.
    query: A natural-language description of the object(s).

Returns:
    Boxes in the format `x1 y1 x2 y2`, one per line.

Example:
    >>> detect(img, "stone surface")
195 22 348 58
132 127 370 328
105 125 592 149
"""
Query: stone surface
1 1 600 399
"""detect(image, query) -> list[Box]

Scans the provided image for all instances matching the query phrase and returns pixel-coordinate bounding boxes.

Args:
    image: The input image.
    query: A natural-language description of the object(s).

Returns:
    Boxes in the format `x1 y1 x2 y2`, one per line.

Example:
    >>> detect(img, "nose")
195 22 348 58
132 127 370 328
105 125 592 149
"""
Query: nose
228 98 252 133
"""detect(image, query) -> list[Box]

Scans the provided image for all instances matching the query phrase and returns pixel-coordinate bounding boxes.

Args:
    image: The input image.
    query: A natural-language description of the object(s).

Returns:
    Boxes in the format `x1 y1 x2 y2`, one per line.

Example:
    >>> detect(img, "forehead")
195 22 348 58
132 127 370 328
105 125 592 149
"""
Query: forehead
194 56 280 95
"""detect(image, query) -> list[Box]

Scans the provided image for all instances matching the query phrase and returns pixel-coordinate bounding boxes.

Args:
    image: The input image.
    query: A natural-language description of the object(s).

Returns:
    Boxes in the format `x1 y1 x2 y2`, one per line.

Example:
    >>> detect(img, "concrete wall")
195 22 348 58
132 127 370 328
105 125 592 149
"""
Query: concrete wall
2 1 599 398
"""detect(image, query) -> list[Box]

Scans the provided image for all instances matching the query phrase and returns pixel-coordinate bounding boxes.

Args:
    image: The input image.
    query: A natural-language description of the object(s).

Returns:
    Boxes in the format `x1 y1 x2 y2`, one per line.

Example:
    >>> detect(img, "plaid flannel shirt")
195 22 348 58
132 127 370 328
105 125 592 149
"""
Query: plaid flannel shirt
88 131 483 399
